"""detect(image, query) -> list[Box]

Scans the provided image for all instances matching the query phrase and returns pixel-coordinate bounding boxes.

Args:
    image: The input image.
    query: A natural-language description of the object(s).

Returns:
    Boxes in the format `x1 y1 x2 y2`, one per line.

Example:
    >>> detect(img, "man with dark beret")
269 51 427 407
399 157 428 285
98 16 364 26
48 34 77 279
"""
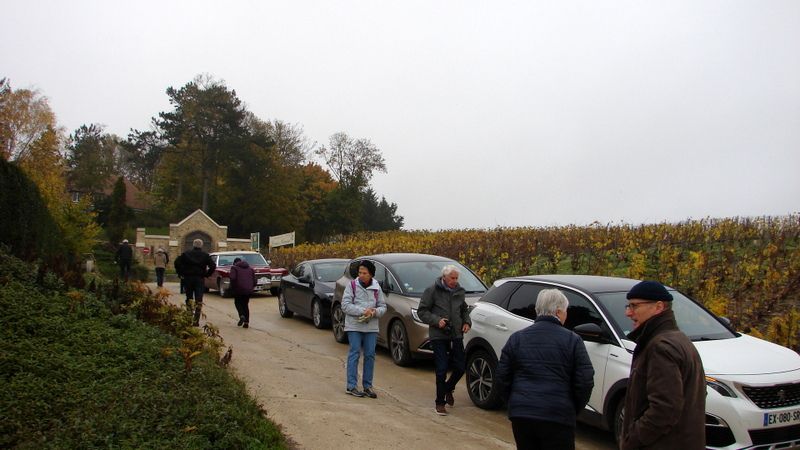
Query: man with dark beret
620 280 706 449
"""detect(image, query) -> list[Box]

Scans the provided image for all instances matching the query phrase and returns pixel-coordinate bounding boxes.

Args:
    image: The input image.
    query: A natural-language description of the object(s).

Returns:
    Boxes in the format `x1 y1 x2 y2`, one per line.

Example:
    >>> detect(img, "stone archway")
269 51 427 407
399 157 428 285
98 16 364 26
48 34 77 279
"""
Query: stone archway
183 231 213 253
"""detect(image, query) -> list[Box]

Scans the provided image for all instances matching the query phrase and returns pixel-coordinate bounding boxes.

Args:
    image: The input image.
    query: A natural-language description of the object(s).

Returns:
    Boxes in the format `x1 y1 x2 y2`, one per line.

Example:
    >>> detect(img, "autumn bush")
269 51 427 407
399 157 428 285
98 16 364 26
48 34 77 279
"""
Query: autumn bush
0 249 287 449
273 215 800 351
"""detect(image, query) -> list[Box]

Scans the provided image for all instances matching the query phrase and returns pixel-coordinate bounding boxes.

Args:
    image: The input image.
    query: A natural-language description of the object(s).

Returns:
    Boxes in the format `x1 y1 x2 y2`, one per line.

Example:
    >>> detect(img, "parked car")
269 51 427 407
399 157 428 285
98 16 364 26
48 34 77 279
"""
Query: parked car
279 258 349 329
204 251 288 297
331 253 487 366
464 274 800 449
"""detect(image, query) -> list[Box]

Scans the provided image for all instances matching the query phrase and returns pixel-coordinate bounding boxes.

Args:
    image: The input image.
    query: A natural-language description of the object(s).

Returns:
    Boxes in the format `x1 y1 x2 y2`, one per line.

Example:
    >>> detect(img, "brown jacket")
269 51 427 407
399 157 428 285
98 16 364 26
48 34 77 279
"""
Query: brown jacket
621 309 706 450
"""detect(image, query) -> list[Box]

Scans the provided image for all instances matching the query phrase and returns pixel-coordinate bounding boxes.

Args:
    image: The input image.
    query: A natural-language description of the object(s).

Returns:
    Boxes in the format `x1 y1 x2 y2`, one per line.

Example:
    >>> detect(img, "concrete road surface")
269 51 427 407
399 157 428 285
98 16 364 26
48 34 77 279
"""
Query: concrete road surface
157 282 617 450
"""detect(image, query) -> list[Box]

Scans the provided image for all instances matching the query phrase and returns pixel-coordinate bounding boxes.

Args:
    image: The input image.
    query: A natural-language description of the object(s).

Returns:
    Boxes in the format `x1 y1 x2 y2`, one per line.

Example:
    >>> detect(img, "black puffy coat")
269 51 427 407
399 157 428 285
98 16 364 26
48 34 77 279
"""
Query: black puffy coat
495 315 595 427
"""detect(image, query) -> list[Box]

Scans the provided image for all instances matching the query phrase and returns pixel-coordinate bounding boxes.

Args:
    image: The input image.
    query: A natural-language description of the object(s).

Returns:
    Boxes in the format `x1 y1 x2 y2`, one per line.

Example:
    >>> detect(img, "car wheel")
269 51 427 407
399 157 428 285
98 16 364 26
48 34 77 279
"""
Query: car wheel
270 287 280 296
332 303 348 343
466 349 503 409
613 394 626 444
278 291 294 318
311 298 329 329
389 320 413 366
218 278 229 298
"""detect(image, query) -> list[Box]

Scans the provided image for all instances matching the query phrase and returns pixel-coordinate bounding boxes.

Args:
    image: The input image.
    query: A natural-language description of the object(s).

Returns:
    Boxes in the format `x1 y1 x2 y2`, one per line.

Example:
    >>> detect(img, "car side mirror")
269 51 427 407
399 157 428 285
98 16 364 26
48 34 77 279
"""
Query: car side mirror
378 280 389 294
299 274 312 284
573 323 609 343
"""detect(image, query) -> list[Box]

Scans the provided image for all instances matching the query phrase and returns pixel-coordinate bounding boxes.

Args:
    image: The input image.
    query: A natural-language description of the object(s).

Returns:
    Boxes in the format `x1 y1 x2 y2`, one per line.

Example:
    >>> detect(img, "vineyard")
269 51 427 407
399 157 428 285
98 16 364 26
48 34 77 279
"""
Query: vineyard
272 215 800 351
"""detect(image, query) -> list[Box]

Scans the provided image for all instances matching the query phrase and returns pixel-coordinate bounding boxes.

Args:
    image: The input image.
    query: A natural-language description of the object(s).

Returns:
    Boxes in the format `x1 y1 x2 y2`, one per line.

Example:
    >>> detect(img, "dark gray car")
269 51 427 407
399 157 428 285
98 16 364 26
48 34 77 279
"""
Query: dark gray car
279 258 349 329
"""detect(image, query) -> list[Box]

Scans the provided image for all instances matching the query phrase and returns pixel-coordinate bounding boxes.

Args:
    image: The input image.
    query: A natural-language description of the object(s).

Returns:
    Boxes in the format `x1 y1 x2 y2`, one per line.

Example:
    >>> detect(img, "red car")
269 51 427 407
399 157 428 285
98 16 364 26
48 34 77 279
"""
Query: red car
204 251 288 297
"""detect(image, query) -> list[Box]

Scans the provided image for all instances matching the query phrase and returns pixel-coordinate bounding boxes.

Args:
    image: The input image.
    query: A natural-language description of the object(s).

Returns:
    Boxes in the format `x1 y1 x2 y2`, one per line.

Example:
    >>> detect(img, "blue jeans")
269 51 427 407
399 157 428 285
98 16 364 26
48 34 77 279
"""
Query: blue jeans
346 331 378 389
432 338 466 405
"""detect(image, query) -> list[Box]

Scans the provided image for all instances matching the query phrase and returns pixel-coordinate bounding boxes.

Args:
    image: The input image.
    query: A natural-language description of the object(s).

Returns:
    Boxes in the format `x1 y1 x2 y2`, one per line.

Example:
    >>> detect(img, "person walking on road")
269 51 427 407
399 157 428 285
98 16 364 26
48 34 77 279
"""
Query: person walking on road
417 264 472 416
341 260 386 398
115 239 133 282
229 257 256 328
495 289 595 450
174 239 216 326
154 247 169 287
620 280 706 450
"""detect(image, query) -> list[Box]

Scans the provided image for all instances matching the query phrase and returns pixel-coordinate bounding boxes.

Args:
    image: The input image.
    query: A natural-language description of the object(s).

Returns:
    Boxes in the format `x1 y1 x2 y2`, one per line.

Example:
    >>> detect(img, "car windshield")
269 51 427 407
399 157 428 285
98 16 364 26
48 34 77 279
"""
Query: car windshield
314 262 348 282
217 254 268 267
594 291 736 341
389 260 486 295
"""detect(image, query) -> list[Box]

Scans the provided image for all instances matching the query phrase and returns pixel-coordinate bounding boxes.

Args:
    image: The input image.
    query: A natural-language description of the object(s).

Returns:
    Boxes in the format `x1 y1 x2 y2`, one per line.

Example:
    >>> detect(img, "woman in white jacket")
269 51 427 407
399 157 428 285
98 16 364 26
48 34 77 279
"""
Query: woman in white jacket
341 260 387 398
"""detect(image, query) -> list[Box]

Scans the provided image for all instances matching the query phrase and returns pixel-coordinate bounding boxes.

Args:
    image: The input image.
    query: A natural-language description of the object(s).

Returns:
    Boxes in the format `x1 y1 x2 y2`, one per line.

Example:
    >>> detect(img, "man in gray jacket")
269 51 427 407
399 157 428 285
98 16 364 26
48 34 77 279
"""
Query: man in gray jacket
417 264 472 416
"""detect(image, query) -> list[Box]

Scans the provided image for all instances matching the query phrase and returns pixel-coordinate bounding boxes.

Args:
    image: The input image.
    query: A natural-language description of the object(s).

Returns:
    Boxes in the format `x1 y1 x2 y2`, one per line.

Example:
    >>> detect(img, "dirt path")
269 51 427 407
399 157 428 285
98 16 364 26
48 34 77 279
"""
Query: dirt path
159 283 615 450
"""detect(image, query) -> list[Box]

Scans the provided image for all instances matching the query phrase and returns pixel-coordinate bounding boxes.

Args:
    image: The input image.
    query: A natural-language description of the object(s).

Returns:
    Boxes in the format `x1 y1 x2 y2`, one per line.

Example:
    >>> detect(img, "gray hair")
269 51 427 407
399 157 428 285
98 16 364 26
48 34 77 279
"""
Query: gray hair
535 289 569 317
441 264 460 277
192 238 203 248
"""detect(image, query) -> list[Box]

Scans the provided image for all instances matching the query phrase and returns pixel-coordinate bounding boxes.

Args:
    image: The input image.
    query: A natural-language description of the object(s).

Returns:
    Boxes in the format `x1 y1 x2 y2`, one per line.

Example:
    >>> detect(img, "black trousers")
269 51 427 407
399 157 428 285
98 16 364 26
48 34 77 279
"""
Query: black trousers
510 418 575 450
234 294 251 322
155 268 165 287
183 276 205 325
118 260 131 281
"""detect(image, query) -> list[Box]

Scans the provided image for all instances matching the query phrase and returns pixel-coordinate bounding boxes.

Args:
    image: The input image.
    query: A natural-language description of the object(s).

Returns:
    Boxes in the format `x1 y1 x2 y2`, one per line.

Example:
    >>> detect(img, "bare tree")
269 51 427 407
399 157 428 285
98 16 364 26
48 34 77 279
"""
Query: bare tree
316 132 386 190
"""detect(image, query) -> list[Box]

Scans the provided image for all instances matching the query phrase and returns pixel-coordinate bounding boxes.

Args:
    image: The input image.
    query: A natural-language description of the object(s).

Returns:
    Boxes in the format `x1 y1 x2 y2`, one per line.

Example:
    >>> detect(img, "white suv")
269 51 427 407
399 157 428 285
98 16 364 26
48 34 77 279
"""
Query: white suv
464 275 800 449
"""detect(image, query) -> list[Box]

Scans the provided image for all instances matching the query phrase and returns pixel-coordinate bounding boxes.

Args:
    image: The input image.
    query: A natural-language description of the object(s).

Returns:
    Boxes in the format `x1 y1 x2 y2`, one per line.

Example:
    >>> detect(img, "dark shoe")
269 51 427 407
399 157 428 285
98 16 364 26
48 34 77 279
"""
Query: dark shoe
435 404 448 416
346 387 365 397
363 387 377 398
243 322 249 329
446 391 454 407
237 316 244 327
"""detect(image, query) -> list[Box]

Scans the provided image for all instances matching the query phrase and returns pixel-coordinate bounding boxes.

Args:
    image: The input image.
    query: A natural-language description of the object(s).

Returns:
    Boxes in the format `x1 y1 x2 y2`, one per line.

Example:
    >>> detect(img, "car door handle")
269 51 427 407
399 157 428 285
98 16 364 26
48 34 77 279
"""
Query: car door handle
495 324 508 331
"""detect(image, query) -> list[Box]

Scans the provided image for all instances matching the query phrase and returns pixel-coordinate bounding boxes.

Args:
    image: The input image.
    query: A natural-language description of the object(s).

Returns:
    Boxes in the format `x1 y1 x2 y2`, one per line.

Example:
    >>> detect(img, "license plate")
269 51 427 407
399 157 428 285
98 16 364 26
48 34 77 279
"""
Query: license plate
271 275 281 281
257 277 269 285
763 408 800 426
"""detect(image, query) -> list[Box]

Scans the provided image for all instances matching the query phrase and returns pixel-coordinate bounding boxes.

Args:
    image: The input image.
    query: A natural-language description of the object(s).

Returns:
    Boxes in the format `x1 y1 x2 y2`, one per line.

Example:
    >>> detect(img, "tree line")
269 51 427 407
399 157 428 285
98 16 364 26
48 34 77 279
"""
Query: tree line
0 74 403 248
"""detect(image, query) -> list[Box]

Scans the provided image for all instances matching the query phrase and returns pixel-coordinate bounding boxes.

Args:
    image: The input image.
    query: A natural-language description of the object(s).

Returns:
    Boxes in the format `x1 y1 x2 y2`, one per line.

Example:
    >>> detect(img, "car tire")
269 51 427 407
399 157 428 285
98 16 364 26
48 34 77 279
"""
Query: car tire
311 298 329 329
270 287 280 296
466 349 503 409
332 303 348 343
278 291 294 318
613 394 626 444
389 320 413 366
218 278 229 298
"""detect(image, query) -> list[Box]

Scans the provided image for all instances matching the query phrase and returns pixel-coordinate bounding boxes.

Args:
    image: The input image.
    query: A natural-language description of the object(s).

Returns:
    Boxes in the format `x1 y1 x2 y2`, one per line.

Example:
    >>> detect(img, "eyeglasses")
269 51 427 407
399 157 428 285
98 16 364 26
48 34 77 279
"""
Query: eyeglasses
625 301 656 311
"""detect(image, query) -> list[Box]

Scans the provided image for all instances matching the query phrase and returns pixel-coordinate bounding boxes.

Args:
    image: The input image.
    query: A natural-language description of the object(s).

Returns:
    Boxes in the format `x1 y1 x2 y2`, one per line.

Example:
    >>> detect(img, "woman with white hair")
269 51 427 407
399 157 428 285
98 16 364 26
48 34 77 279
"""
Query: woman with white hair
495 288 595 449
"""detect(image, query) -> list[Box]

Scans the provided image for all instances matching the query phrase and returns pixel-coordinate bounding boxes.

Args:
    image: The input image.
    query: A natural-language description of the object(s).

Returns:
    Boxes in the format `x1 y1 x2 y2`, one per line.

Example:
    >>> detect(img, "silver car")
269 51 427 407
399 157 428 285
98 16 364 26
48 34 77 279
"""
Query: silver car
330 253 487 366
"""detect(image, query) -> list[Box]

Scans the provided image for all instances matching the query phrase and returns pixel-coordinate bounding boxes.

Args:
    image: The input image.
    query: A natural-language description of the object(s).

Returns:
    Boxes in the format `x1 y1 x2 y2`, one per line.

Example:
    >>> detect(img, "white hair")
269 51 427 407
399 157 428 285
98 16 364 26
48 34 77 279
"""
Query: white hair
535 289 569 317
441 264 460 277
192 238 203 248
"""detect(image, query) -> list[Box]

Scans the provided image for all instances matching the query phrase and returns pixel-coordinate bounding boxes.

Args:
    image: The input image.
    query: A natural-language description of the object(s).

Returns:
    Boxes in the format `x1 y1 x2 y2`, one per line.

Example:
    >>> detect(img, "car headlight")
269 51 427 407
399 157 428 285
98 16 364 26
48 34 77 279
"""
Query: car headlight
706 377 737 398
410 308 424 323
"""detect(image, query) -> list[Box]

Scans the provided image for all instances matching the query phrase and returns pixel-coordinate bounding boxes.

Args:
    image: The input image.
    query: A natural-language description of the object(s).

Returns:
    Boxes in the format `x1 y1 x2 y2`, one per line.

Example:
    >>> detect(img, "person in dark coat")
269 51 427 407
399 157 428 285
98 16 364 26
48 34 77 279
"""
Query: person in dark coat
495 289 595 450
174 239 216 326
229 257 256 328
114 239 133 281
620 281 706 450
417 264 472 416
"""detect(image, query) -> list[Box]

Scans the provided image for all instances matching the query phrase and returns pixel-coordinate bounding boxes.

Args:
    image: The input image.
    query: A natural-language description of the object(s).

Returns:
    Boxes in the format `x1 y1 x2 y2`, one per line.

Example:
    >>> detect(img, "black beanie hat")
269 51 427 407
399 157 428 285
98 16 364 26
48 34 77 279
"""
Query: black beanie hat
626 281 673 301
358 260 376 277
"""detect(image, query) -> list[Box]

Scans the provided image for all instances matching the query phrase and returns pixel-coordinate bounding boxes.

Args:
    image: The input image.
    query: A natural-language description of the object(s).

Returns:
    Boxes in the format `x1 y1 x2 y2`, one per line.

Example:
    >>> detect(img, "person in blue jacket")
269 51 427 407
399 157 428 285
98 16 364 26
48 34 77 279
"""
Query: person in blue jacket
341 260 386 398
496 288 595 450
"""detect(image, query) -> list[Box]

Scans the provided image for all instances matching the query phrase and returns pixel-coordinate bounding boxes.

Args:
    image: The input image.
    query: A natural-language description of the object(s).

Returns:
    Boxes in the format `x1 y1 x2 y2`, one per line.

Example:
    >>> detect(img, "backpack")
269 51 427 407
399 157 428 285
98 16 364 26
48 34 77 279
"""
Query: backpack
350 279 379 306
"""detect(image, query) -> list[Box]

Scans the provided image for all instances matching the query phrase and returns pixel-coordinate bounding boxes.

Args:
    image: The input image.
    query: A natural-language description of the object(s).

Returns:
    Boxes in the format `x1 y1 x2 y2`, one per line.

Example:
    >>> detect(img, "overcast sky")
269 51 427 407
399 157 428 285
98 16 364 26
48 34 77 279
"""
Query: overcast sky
3 1 799 230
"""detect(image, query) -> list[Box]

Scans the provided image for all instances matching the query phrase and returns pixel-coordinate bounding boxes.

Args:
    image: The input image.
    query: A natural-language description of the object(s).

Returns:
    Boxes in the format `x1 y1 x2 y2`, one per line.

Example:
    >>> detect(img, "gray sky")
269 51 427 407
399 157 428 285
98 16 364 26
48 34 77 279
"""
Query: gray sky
3 0 799 230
